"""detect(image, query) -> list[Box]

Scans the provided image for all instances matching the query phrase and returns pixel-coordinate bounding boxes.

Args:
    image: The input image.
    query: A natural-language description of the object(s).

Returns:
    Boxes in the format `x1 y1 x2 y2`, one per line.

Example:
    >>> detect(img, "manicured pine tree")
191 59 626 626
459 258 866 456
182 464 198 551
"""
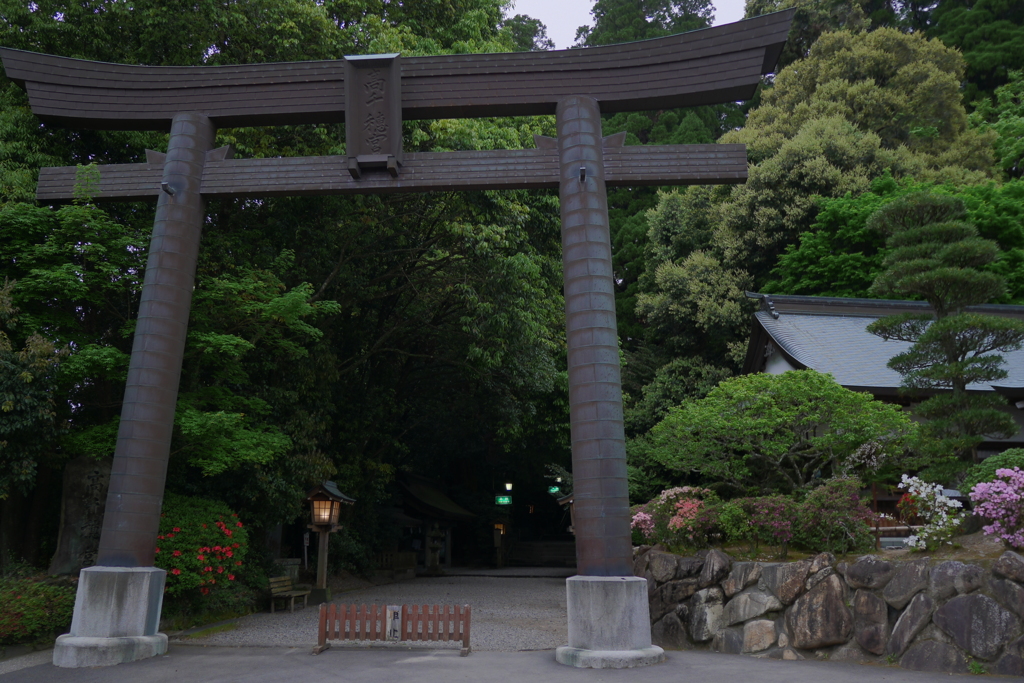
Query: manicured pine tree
866 192 1024 475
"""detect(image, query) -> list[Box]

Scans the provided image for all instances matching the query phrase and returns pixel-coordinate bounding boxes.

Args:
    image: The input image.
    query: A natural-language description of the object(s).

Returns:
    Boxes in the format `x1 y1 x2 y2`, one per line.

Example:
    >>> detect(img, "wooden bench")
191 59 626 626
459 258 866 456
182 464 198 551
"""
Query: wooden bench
269 576 311 613
313 603 471 656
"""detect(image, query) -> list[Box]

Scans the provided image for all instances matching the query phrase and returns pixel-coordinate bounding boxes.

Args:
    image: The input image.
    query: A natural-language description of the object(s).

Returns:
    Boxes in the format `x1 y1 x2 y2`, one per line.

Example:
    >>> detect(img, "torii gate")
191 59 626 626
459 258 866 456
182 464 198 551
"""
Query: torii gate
0 9 792 669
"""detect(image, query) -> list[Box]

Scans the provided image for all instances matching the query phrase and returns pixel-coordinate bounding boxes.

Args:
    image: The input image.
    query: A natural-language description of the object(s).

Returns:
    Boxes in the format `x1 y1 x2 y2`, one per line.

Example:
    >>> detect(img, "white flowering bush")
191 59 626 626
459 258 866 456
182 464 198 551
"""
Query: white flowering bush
897 475 966 550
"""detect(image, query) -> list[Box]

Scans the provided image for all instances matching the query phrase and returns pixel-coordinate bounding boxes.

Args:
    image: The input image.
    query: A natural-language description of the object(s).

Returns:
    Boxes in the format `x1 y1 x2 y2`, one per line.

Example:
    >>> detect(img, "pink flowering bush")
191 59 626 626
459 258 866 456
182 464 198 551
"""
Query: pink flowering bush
970 467 1024 548
631 487 720 548
749 496 796 558
667 498 704 531
630 510 655 543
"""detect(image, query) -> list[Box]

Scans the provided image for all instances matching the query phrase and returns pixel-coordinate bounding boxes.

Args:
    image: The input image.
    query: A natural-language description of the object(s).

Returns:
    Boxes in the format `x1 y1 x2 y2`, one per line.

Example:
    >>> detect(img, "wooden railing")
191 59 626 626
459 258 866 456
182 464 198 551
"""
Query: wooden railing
871 517 924 550
313 603 471 656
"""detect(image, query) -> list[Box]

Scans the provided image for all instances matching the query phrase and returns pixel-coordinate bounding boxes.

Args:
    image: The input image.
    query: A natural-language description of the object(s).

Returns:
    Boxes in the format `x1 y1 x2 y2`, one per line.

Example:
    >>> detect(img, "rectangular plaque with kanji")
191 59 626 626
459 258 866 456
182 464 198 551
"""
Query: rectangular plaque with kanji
345 53 402 178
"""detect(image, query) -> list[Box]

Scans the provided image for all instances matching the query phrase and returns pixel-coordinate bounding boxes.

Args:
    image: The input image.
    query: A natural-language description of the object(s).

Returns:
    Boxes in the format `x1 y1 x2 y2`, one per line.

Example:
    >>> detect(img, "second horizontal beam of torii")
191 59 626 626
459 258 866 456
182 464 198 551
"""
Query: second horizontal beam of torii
37 142 747 201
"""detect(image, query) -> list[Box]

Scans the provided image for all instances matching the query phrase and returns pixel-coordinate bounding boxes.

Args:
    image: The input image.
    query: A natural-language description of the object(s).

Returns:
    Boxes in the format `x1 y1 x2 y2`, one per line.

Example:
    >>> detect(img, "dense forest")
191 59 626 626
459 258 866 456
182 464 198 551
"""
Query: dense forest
1 0 1023 603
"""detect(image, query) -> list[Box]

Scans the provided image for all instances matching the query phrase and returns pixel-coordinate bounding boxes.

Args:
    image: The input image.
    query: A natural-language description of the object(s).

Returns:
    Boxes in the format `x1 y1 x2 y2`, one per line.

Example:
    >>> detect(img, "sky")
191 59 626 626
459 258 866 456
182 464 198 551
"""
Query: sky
508 0 750 49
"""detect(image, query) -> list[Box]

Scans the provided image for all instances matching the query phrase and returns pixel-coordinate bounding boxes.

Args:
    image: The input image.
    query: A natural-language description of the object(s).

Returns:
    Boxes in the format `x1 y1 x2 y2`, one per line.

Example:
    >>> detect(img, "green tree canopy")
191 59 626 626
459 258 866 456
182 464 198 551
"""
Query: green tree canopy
0 280 67 499
574 0 712 46
569 0 735 346
745 0 873 69
730 28 993 167
768 174 1024 302
634 27 995 387
500 14 555 51
971 70 1024 180
931 0 1024 104
0 0 572 556
745 0 948 70
628 20 1010 480
642 369 915 495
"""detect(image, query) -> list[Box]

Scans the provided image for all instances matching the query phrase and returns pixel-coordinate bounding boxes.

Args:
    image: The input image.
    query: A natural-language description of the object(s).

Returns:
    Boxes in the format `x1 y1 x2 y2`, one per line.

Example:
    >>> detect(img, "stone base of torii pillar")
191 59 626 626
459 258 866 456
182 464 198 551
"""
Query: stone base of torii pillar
551 97 663 668
53 567 168 667
556 576 664 668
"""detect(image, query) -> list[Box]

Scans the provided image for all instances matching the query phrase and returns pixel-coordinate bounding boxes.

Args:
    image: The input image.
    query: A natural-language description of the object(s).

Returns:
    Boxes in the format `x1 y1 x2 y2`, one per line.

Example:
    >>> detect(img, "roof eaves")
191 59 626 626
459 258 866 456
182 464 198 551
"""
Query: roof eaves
747 292 1024 320
753 311 809 370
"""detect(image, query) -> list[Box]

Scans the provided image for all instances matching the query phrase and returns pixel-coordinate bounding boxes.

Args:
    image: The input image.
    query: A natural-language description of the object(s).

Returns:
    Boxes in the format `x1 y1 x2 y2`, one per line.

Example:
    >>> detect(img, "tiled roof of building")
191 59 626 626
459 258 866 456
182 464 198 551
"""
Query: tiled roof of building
744 294 1024 394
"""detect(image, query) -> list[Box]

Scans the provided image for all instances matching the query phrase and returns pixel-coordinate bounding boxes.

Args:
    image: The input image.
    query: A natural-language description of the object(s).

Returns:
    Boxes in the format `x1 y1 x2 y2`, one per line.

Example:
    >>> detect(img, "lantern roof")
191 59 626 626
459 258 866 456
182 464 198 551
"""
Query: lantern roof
306 481 356 504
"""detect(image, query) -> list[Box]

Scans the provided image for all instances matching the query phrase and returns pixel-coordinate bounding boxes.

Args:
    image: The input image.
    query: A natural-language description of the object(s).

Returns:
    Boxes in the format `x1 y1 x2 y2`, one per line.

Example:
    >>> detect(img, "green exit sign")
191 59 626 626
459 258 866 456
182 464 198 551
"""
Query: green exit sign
495 495 512 505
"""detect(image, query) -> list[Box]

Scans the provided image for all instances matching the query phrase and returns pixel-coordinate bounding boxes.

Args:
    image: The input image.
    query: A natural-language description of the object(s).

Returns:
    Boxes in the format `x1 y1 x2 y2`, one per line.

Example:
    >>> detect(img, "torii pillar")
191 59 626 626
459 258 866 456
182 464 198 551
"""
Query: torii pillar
57 113 216 667
554 96 659 666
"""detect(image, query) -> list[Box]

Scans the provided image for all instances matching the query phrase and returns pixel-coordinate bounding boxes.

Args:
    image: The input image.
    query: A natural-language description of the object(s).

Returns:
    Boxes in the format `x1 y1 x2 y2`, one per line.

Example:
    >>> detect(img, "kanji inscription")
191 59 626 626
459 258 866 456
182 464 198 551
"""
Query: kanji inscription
345 54 402 177
363 111 388 154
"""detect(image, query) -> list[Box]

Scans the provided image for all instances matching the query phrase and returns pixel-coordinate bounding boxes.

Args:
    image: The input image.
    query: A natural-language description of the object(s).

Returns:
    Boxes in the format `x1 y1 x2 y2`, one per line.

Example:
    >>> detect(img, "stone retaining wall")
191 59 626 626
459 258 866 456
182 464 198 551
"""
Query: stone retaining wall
635 545 1024 675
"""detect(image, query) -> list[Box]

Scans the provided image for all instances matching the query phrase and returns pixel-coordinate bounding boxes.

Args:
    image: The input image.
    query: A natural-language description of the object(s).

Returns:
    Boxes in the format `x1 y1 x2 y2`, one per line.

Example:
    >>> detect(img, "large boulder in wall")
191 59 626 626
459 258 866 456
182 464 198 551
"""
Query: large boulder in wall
787 573 852 649
933 593 1021 660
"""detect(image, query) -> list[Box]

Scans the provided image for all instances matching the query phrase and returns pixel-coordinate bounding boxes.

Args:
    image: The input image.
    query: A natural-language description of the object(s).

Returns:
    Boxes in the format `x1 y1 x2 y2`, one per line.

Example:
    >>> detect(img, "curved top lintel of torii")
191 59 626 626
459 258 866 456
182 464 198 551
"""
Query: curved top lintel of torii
0 9 794 131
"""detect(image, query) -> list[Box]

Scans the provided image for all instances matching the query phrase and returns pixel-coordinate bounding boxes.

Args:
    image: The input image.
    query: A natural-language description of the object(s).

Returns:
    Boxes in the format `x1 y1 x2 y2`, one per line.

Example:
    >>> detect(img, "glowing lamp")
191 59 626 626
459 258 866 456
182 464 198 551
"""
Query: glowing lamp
306 481 354 528
310 497 340 526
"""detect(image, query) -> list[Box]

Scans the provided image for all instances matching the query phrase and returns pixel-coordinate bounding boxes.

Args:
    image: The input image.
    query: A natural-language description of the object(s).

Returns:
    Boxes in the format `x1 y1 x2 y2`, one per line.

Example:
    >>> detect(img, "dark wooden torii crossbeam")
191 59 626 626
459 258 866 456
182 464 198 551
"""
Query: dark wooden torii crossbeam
35 143 748 200
3 12 790 128
0 10 793 668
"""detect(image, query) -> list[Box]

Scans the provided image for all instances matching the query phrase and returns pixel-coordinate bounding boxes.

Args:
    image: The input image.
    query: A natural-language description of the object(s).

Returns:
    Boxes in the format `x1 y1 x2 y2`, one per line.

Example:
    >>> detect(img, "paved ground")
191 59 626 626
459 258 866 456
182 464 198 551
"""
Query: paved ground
0 645 987 682
0 650 50 677
0 570 992 681
183 573 568 652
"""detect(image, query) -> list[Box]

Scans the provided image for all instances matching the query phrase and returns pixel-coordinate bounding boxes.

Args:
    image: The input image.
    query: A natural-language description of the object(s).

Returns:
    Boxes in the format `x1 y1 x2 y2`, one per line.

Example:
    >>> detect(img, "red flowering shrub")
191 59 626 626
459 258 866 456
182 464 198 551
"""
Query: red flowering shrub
896 492 922 524
155 493 250 602
0 578 75 644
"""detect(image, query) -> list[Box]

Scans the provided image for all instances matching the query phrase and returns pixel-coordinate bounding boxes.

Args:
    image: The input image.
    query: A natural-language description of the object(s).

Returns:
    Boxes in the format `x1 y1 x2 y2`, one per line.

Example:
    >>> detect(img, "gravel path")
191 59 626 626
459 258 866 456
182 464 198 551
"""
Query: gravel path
179 575 568 652
0 649 51 676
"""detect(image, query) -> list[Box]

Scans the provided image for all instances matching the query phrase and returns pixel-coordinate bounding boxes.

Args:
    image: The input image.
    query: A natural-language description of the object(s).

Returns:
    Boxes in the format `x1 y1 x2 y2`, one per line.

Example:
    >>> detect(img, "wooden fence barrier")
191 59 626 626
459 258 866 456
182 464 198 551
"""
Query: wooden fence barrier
313 603 471 656
872 520 924 550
